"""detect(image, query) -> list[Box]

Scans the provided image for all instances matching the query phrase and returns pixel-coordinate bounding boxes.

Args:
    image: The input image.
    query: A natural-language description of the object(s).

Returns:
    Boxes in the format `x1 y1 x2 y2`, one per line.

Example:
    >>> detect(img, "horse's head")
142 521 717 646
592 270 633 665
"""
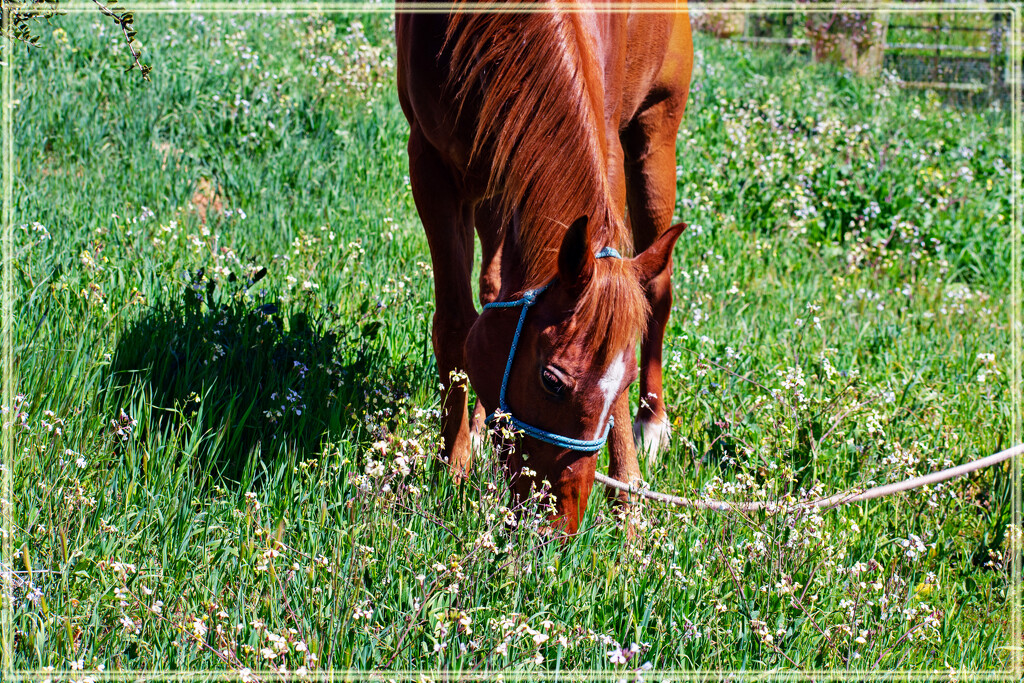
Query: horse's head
466 216 684 534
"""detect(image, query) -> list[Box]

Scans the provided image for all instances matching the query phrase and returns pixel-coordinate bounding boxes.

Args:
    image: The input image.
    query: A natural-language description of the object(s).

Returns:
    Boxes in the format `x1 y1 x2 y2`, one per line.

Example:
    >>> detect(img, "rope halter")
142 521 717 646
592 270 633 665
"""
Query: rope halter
481 246 623 452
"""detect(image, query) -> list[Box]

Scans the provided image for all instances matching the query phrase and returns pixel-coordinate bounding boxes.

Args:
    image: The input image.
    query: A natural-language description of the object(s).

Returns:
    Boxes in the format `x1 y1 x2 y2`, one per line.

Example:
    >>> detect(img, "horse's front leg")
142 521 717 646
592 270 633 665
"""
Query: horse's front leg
623 101 685 463
606 391 643 536
408 128 477 480
468 200 505 455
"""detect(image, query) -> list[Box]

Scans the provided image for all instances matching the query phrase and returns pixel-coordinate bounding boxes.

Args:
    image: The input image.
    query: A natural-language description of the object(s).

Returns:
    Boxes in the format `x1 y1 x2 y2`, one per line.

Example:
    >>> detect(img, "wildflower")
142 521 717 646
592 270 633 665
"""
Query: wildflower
900 534 927 561
120 615 140 634
193 619 208 638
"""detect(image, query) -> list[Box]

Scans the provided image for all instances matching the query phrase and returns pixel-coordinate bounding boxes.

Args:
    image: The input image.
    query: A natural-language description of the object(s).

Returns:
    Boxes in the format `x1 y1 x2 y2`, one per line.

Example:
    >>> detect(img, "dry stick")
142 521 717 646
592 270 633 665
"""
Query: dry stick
685 346 872 457
790 597 841 657
708 533 804 668
596 442 1024 513
272 565 310 657
873 612 936 668
813 393 879 452
467 520 605 675
389 482 582 669
681 347 792 413
382 490 536 668
124 585 243 671
843 585 868 666
391 497 462 541
795 560 822 609
382 554 463 668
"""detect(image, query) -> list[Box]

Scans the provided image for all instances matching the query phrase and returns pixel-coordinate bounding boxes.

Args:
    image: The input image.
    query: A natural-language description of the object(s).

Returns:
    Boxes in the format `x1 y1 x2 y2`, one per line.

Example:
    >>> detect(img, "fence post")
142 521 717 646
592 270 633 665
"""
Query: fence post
990 8 1006 100
784 10 795 53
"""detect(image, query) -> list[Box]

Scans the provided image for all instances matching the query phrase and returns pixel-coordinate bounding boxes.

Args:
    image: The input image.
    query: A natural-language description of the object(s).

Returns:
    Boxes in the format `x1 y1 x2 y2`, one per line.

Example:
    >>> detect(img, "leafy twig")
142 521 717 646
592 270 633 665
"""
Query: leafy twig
89 0 150 80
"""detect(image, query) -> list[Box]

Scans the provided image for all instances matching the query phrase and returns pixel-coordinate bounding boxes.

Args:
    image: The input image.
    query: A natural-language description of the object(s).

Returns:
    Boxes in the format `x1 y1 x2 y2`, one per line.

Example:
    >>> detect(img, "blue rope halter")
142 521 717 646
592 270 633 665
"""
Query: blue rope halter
481 246 623 452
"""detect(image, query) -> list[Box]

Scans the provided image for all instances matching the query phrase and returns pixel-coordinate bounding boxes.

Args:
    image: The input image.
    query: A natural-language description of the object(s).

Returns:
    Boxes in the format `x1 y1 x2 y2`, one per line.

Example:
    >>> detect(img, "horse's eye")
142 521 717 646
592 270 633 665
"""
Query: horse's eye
540 366 565 397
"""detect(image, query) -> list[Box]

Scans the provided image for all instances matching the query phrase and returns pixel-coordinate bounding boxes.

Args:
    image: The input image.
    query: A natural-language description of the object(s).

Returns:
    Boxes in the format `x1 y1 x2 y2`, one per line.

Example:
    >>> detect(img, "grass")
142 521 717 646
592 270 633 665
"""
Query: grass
7 9 1017 676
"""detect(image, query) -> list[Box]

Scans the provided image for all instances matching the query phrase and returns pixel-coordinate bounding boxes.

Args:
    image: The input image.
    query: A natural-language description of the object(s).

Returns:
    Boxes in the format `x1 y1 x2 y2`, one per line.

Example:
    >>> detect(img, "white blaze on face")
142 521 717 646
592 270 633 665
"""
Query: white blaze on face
594 353 627 440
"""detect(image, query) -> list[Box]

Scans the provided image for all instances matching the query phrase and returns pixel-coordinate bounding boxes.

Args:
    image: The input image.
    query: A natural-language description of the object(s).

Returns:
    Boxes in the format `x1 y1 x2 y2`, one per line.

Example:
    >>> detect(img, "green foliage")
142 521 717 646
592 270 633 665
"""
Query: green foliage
1 0 150 79
0 0 63 50
8 13 1015 675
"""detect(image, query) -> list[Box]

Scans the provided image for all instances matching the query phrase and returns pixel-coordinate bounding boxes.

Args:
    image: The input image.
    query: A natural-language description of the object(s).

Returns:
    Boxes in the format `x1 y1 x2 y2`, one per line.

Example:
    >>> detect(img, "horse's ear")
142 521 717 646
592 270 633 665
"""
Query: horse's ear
633 223 686 286
558 216 595 290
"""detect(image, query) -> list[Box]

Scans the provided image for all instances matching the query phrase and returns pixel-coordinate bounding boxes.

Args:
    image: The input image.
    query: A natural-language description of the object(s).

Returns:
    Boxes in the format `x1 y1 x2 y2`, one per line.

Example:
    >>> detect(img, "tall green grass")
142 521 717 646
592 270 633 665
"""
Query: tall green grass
8 10 1015 674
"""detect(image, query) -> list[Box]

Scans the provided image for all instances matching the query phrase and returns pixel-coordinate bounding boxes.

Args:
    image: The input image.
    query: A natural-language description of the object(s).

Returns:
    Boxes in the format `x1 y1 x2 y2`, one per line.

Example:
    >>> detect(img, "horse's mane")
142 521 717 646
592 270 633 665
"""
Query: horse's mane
445 4 649 362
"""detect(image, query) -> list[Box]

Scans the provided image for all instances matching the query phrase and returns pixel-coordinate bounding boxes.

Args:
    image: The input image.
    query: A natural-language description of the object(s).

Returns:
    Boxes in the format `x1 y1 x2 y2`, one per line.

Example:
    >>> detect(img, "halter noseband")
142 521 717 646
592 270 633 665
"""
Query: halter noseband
481 246 623 452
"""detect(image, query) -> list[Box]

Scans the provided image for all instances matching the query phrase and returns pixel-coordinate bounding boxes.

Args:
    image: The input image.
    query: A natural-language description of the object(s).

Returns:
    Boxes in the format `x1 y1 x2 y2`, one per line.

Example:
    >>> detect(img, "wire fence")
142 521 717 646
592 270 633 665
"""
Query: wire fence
694 5 1013 107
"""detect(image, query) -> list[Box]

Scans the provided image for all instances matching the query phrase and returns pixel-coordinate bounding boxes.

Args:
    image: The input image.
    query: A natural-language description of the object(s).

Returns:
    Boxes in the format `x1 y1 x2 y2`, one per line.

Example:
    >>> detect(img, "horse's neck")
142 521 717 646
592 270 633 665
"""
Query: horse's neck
500 14 618 289
441 8 623 289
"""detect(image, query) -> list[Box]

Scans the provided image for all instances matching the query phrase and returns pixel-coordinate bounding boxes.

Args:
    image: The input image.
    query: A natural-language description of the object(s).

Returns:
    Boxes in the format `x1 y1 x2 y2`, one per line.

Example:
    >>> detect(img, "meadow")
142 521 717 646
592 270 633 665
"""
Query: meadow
6 8 1017 675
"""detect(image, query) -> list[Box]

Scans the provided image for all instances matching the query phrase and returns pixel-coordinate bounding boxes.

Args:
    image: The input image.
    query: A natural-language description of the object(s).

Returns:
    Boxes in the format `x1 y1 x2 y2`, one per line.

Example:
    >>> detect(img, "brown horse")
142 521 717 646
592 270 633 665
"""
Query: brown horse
397 1 693 534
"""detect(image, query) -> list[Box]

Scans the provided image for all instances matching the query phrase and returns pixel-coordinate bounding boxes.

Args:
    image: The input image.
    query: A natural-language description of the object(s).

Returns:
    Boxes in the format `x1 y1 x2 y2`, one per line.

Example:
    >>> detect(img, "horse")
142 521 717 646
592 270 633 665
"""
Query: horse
396 0 693 534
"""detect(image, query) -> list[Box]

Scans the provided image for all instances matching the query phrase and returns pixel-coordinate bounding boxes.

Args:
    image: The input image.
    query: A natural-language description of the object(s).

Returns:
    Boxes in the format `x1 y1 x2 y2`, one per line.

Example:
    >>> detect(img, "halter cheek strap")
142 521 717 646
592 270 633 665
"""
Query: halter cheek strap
481 246 622 452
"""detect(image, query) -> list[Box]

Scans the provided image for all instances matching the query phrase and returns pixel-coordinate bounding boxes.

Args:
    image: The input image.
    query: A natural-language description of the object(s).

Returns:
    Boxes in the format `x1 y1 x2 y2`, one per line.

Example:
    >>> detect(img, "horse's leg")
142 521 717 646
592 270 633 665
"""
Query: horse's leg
469 199 504 453
623 101 684 463
409 127 477 479
605 390 642 532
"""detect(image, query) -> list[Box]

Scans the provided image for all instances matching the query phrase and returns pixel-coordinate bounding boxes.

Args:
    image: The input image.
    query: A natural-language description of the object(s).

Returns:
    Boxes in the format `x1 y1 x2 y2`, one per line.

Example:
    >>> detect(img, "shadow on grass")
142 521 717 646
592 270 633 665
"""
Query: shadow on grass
106 267 411 484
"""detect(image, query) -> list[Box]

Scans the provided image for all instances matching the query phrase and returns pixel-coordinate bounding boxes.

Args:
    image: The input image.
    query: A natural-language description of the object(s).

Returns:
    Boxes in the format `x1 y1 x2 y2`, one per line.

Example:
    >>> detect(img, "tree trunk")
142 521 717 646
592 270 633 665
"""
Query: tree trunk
807 10 891 78
693 2 747 39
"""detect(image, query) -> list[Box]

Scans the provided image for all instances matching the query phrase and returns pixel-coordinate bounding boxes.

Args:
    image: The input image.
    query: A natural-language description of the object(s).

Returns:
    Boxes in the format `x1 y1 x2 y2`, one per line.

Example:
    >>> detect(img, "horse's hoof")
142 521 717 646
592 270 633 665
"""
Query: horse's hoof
632 417 671 463
469 428 484 456
469 401 487 455
448 449 473 483
450 464 469 484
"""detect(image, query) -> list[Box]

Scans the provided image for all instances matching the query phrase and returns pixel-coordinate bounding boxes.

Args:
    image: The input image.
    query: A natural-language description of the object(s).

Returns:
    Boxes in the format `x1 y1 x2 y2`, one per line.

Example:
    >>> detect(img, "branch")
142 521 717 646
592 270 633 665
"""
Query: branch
89 0 150 80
